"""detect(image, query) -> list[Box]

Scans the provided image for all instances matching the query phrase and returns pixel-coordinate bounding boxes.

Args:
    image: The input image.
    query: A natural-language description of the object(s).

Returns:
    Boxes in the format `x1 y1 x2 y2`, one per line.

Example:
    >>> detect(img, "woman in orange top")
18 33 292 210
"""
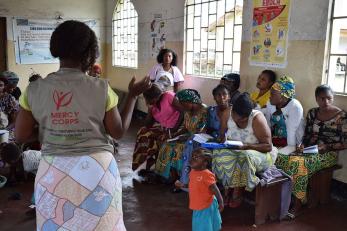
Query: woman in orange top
176 148 223 231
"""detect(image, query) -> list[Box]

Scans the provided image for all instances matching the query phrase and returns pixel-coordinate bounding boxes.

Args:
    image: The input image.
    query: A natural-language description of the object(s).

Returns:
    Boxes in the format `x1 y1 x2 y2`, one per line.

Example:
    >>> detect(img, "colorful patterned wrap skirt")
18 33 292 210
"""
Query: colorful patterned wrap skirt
132 124 165 170
212 149 274 191
275 152 338 203
35 151 126 231
155 141 185 179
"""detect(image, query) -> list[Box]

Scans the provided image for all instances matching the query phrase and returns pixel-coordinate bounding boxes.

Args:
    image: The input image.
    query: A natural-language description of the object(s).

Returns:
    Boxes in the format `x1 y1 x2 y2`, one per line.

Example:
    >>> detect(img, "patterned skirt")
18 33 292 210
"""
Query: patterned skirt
212 149 273 191
275 152 338 203
35 151 126 231
155 141 185 179
132 125 165 170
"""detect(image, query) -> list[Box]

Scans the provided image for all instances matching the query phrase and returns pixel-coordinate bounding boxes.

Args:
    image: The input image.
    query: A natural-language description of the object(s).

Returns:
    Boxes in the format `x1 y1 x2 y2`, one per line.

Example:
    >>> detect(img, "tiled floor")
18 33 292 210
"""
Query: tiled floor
1 120 347 231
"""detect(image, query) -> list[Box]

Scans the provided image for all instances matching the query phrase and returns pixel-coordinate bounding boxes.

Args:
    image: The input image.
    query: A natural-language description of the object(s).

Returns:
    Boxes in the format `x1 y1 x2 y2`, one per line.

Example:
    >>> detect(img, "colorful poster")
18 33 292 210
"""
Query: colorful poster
249 0 291 68
12 18 97 65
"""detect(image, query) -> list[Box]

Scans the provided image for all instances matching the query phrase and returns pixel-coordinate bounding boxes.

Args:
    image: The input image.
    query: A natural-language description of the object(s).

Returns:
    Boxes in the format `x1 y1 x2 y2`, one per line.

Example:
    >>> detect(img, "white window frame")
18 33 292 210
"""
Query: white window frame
112 0 138 68
325 0 347 94
184 0 243 78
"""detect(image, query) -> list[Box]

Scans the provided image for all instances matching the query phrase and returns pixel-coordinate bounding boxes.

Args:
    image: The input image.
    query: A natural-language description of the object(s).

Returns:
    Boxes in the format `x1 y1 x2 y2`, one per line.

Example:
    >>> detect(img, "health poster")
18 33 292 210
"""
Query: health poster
12 18 98 64
250 0 291 68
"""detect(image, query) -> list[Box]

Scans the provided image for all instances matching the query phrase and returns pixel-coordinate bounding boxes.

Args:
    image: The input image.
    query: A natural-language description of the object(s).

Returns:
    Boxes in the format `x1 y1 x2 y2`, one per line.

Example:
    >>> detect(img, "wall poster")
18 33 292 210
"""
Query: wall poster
150 14 166 57
250 0 291 68
12 18 97 65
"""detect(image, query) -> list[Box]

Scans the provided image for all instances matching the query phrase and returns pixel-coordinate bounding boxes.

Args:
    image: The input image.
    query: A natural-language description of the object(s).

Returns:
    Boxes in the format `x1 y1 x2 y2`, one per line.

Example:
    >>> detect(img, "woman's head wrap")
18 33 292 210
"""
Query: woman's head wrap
176 89 202 104
272 75 295 99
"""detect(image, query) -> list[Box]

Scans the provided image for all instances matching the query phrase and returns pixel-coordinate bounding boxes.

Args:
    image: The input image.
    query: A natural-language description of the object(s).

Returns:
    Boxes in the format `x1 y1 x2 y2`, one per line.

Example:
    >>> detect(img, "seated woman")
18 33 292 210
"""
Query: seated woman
155 89 207 182
132 82 182 171
179 84 231 185
148 48 184 92
0 77 18 139
220 73 241 105
250 70 277 109
212 93 277 208
264 76 304 147
276 85 346 214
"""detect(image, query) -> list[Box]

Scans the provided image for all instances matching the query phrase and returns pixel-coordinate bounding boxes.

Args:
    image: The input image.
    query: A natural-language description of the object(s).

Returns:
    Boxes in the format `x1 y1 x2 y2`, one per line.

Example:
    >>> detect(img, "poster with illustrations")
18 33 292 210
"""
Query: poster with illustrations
250 0 291 68
12 18 97 64
150 14 166 57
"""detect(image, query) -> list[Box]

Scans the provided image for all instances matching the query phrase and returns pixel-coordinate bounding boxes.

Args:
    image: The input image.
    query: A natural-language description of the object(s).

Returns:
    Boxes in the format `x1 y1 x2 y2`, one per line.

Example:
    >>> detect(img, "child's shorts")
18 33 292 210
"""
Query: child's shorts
192 197 222 231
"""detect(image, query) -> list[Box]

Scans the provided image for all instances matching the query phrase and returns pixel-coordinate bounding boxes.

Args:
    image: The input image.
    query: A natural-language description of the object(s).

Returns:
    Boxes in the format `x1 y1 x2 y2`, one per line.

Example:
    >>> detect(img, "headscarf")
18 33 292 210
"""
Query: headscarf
0 71 19 85
176 89 202 104
272 75 295 99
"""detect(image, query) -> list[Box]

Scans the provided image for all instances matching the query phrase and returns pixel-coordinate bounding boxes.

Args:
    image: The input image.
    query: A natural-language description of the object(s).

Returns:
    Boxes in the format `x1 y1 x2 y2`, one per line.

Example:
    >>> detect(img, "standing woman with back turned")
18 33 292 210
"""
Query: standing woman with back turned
15 20 150 231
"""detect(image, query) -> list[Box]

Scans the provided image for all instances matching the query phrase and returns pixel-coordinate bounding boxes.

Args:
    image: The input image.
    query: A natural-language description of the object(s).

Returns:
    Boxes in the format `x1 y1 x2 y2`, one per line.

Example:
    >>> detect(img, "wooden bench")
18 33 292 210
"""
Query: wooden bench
307 165 342 208
254 176 290 225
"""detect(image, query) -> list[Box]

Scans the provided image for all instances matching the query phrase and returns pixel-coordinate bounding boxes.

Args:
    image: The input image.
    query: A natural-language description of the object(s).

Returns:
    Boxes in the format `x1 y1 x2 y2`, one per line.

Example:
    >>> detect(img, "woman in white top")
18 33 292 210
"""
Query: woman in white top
263 76 304 147
212 93 277 208
148 48 184 92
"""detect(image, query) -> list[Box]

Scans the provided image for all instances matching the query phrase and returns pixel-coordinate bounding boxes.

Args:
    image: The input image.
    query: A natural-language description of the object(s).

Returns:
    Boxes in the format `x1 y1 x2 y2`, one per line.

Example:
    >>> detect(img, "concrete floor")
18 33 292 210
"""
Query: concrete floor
1 121 347 231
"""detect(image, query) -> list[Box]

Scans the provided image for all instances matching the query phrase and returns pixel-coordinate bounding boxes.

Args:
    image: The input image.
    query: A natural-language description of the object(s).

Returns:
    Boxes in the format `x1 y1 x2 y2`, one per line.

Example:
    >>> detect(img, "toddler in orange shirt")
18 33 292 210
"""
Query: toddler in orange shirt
175 148 224 231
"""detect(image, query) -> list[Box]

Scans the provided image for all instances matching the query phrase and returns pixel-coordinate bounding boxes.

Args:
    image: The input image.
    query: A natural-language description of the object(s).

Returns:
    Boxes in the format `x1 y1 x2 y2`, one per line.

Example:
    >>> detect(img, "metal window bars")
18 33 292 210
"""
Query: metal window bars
184 0 243 78
112 0 138 68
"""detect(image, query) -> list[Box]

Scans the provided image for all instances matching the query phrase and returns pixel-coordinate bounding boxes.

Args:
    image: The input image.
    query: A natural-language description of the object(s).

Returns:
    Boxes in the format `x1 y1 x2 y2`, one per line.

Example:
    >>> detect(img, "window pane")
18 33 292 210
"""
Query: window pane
216 27 224 51
224 39 233 65
186 52 193 74
226 0 235 12
201 3 209 27
201 52 208 75
334 0 347 17
223 65 232 75
195 4 201 16
187 29 194 51
234 25 242 51
187 6 194 28
208 39 216 56
232 52 241 72
330 19 347 54
328 56 346 92
194 17 201 39
184 0 242 77
217 0 225 27
235 4 243 24
201 28 208 51
209 1 217 14
186 0 194 5
194 41 201 53
216 52 223 77
225 12 234 38
112 0 138 67
207 63 215 76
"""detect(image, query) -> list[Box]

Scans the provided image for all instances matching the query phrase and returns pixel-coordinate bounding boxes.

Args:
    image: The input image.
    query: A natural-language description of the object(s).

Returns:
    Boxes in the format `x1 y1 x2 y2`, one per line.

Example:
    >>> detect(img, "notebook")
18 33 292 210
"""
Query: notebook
303 145 319 154
193 133 214 144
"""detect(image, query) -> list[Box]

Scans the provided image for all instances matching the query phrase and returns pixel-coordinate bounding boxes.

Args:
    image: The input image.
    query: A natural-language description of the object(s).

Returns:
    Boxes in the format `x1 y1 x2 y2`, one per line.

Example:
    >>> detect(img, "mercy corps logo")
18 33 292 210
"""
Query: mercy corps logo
53 90 73 110
51 90 79 125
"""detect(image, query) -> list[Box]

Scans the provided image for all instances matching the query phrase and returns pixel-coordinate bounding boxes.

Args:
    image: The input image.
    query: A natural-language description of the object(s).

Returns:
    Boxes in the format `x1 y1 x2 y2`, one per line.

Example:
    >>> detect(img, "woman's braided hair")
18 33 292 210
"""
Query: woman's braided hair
50 20 99 72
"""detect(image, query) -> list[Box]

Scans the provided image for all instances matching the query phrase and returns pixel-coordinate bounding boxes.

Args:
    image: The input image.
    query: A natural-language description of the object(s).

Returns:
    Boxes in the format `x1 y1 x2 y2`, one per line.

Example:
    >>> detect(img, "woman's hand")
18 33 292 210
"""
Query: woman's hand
175 180 185 188
217 135 226 144
296 144 304 153
128 76 151 97
318 144 327 154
